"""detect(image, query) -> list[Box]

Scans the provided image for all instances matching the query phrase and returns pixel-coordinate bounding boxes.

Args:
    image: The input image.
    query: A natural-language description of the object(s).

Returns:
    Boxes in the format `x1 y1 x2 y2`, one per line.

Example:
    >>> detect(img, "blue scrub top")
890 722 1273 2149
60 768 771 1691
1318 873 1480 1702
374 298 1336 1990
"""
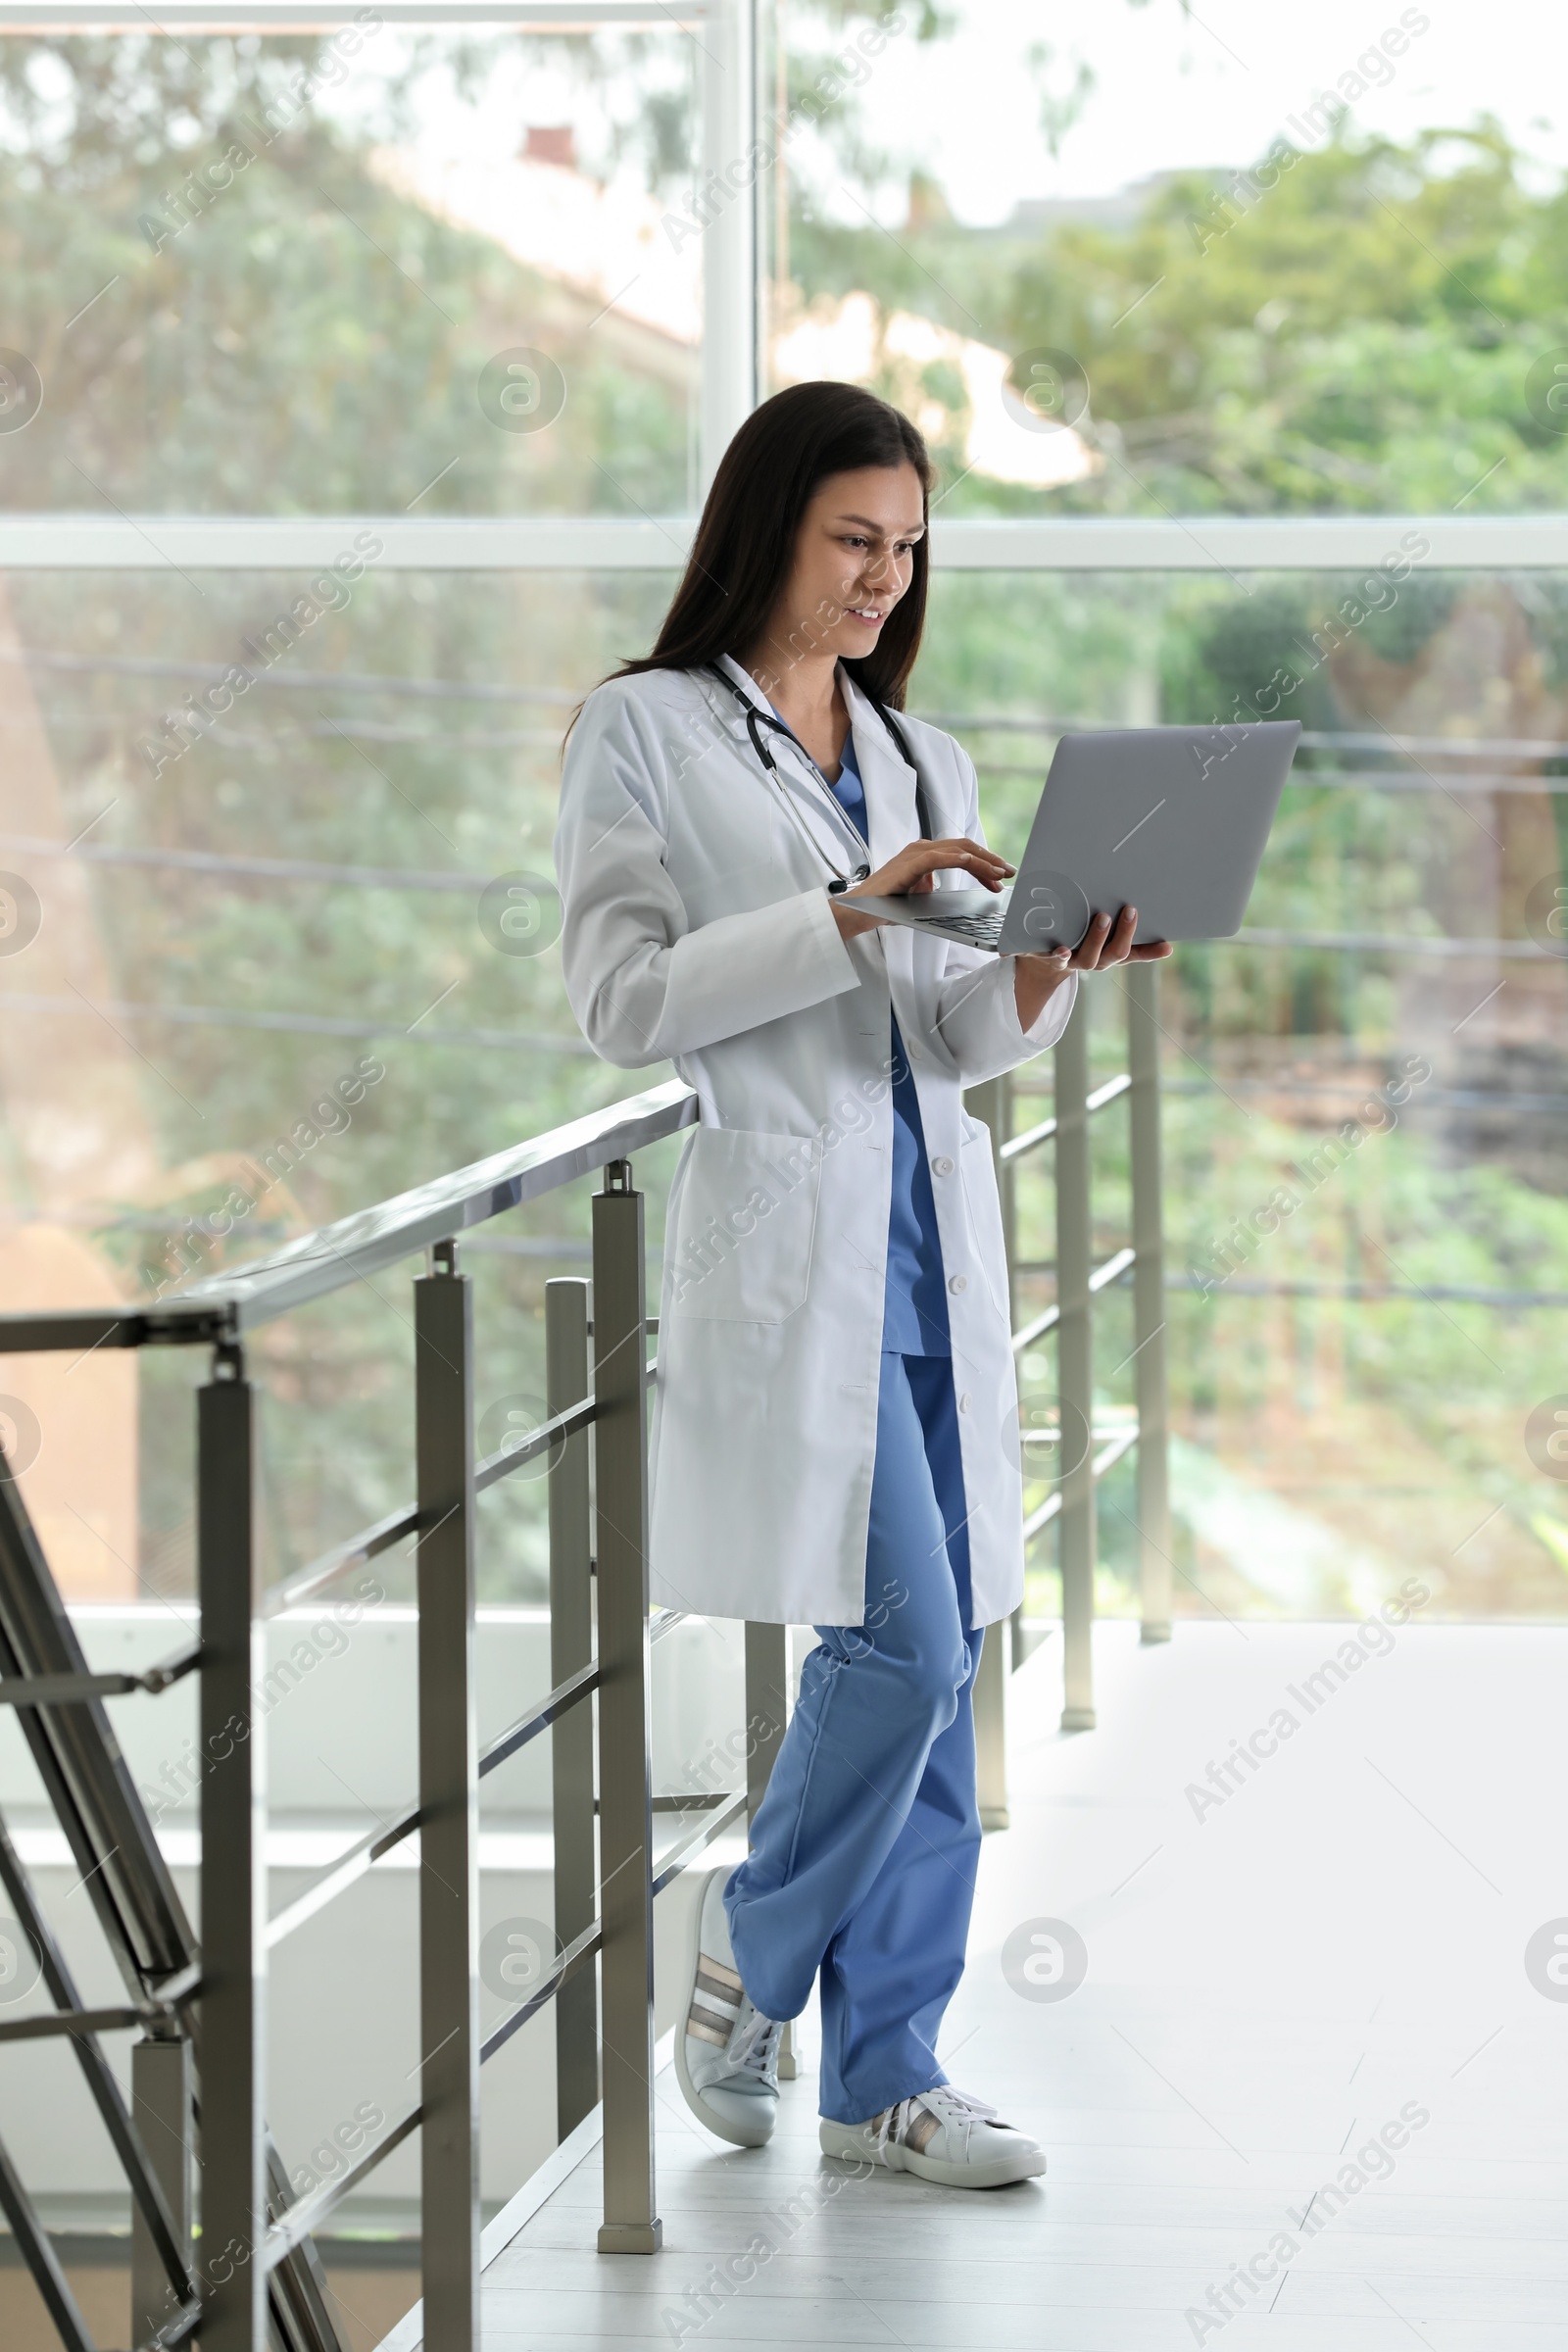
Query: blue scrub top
818 726 952 1357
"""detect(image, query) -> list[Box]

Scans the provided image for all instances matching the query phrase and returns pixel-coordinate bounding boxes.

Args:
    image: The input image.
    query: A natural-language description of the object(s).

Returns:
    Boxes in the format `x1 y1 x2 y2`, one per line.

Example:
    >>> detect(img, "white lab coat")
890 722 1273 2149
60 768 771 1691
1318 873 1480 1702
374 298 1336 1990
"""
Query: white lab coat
554 655 1075 1629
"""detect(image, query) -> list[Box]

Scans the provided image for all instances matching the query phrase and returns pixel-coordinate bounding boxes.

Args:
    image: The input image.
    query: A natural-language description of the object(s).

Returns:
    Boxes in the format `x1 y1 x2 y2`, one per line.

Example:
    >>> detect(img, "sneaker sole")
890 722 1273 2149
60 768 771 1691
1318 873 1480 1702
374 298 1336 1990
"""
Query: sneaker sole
898 2144 1047 2190
818 2121 879 2168
818 2120 1045 2190
672 1867 776 2151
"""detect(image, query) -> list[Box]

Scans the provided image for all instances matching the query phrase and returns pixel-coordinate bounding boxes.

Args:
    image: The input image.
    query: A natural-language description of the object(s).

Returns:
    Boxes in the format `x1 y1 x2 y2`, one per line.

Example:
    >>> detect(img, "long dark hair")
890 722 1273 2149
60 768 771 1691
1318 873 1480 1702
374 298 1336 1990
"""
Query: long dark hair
576 382 934 733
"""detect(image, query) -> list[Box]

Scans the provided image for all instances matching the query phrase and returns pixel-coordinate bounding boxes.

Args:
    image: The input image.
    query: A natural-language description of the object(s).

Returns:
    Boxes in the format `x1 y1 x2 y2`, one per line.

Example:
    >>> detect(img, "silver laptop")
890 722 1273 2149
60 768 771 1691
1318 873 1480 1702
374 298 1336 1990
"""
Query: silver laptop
857 720 1301 953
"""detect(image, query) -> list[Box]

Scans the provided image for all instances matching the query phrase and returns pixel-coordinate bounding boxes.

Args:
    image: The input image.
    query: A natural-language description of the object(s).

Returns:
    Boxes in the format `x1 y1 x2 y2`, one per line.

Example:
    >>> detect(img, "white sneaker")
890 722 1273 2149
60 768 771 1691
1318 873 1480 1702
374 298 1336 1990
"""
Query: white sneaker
673 1866 783 2148
820 2085 1046 2189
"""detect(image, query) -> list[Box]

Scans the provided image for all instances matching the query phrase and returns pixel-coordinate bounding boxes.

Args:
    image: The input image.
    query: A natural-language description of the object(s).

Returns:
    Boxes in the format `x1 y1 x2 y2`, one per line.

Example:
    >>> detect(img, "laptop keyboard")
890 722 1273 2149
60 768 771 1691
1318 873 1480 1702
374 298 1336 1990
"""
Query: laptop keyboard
925 906 1007 946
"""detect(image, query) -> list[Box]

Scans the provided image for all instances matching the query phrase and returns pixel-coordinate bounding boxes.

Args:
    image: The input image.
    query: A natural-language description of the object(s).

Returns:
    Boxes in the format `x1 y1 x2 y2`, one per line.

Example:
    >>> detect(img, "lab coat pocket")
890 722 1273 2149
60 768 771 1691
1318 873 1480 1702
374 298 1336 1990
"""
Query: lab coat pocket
958 1119 1008 1317
665 1126 822 1323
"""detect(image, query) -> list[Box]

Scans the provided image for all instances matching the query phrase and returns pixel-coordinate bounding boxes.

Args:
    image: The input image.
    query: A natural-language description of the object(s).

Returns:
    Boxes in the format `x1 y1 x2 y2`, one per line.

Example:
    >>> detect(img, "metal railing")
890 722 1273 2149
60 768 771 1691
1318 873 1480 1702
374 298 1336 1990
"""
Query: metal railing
0 1078 744 2348
968 963 1171 1818
0 973 1168 2346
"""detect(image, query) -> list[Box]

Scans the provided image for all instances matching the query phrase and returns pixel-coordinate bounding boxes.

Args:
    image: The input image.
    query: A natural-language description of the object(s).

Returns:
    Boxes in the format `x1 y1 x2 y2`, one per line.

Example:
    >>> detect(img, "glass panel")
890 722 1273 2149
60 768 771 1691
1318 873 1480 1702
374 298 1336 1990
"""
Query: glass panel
764 0 1568 517
0 564 681 1602
0 26 699 513
4 558 1564 1620
906 565 1568 1621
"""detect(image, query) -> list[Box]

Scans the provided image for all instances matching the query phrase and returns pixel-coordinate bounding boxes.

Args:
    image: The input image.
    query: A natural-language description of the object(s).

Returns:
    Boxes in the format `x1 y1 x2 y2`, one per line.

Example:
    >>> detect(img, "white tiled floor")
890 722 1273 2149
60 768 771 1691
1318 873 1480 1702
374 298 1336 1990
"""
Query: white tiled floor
465 1621 1568 2347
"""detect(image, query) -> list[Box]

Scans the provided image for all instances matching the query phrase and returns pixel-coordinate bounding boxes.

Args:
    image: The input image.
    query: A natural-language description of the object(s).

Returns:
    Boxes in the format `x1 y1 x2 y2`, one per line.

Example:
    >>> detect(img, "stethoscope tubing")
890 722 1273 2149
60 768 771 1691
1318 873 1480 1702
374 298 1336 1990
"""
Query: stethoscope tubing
707 662 934 895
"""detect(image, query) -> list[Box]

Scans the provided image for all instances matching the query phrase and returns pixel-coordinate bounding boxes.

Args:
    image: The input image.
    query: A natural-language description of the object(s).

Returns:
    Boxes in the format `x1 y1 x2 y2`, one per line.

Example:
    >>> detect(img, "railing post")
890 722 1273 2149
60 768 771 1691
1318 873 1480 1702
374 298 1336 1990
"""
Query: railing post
743 1627 787 1824
130 2035 192 2343
1054 997 1097 1732
546 1275 599 2138
964 1071 1016 1320
743 1624 798 2074
972 1610 1011 1831
197 1342 267 2352
1127 964 1173 1643
964 1074 1013 1828
592 1161 661 2255
415 1239 479 2349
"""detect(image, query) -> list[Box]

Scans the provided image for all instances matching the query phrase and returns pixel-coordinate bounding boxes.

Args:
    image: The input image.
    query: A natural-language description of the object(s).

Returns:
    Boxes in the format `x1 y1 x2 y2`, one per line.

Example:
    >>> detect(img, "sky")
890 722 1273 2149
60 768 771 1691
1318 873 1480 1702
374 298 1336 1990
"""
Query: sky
315 0 1568 228
855 0 1568 223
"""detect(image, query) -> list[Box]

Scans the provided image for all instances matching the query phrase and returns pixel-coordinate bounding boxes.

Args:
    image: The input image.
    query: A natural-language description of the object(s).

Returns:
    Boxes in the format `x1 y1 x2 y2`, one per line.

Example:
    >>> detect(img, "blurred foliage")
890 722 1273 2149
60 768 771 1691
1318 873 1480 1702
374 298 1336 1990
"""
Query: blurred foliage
2 20 1567 1612
0 30 693 514
793 106 1568 517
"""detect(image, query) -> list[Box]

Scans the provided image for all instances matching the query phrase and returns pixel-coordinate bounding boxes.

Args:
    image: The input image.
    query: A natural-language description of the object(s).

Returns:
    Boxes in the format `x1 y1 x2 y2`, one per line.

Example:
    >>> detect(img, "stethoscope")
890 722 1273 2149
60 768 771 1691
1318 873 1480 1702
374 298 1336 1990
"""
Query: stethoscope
707 662 935 896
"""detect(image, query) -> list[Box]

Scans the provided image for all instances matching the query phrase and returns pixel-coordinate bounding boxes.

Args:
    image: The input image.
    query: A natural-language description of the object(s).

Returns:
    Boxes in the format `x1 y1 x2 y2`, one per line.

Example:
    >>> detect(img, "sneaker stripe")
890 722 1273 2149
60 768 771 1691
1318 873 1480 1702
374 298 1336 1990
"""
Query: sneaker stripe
696 1954 743 1993
694 1965 742 2004
687 1993 736 2028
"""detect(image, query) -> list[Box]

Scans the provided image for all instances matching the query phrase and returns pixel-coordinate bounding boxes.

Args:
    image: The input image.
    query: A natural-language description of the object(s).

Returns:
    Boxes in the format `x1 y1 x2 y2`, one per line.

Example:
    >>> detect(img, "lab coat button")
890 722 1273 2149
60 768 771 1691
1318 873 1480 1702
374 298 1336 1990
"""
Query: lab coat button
931 1153 954 1175
948 1274 967 1295
958 1391 972 1413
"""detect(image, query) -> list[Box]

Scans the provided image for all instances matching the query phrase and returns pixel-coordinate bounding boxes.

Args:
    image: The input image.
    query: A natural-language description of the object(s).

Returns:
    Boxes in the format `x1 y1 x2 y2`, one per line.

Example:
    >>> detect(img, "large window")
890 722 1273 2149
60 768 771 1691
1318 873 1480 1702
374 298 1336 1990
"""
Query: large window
0 1 1564 1624
764 0 1568 521
0 24 702 514
915 564 1568 1623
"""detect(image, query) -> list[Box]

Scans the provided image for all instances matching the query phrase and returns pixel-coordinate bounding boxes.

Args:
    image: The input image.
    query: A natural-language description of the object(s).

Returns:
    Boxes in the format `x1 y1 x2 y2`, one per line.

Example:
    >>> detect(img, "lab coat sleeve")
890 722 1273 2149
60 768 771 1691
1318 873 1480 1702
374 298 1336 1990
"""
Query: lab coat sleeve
930 743 1078 1082
555 679 861 1068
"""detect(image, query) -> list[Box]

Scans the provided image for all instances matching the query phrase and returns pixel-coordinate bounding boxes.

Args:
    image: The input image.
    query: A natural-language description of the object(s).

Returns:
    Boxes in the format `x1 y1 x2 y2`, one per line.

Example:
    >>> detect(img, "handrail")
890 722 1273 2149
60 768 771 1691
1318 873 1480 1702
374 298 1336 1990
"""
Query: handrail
1021 1424 1142 1542
0 2000 189 2043
478 1918 605 2067
0 1641 202 1706
651 1789 751 1896
263 1501 422 1621
1001 1069 1131 1162
0 974 1168 2345
264 2102 426 2271
267 1649 611 1953
265 1366 658 1626
171 1076 696 1330
0 1079 699 1354
1011 1245 1137 1352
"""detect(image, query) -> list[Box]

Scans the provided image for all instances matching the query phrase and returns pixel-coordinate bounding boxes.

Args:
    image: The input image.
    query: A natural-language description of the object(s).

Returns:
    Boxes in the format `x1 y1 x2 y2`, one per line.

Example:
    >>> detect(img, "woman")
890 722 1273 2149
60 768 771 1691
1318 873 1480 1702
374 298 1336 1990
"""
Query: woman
555 380 1169 2190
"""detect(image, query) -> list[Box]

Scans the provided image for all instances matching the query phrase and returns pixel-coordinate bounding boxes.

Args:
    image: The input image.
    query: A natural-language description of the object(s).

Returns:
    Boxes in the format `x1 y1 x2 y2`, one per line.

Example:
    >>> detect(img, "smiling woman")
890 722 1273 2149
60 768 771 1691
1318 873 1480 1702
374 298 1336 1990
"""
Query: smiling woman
554 376 1165 2187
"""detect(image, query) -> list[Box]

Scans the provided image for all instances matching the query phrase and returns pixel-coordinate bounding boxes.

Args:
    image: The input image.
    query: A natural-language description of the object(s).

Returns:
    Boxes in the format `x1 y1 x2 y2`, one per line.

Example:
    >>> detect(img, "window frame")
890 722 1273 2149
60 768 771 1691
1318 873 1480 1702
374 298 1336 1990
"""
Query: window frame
0 2 1564 572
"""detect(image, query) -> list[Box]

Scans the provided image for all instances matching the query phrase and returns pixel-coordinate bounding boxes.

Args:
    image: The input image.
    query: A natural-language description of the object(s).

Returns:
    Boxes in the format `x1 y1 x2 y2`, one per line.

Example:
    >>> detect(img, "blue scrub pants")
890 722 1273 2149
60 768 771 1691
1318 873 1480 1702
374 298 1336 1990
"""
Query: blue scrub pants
723 1352 984 2126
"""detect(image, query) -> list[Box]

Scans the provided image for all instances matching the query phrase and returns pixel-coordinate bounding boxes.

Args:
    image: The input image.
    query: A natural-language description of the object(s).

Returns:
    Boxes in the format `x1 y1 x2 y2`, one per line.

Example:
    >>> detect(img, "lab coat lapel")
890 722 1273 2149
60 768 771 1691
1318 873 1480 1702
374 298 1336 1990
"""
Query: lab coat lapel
698 657 763 755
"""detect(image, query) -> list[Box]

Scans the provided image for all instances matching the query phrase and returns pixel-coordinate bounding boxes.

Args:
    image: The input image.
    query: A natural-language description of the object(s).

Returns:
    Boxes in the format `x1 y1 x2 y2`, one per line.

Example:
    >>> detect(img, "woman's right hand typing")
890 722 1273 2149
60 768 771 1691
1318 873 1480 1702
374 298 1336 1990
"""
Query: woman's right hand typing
828 836 1014 940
